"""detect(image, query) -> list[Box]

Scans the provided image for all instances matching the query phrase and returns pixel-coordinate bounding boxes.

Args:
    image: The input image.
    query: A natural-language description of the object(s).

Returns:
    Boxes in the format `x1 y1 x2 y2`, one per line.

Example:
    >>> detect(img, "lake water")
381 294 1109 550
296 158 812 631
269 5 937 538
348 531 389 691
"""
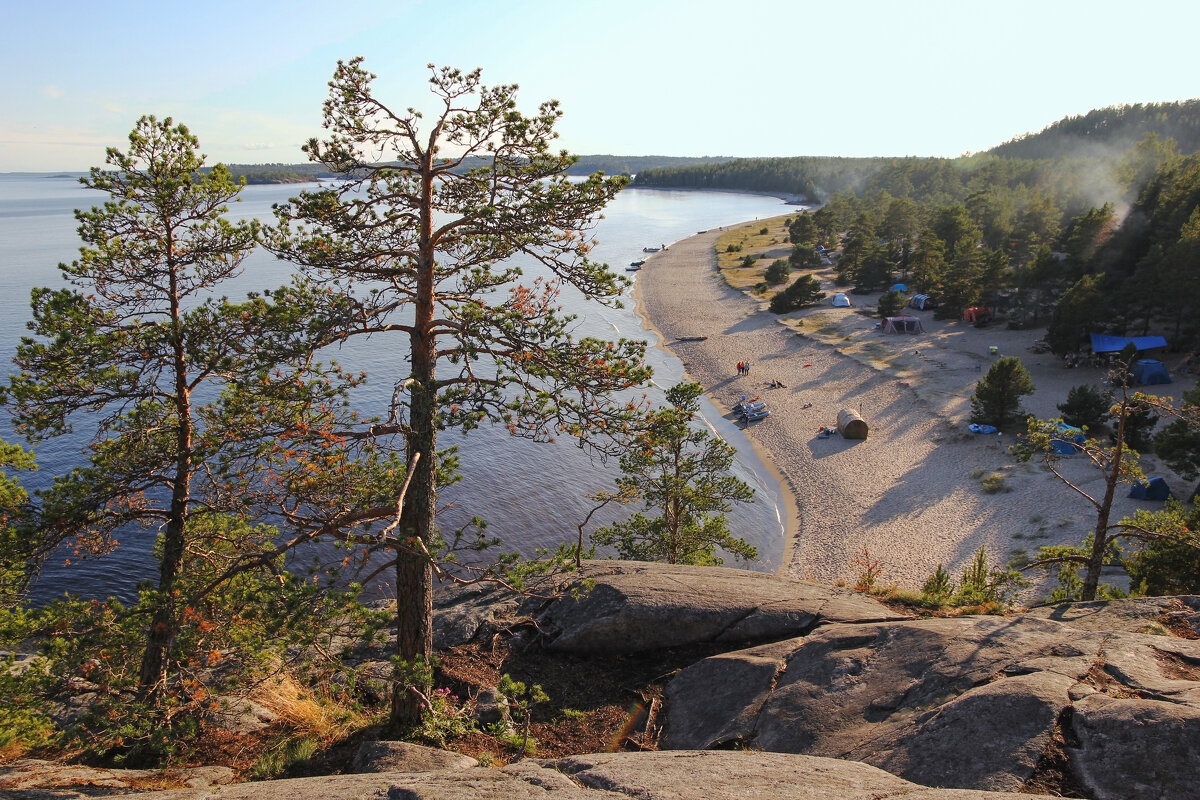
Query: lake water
0 174 792 604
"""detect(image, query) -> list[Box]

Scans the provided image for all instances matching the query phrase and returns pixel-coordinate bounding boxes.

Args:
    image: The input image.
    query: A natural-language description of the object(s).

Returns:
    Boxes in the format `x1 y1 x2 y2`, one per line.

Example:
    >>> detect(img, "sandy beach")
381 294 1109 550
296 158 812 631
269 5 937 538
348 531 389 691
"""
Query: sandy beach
632 224 1196 596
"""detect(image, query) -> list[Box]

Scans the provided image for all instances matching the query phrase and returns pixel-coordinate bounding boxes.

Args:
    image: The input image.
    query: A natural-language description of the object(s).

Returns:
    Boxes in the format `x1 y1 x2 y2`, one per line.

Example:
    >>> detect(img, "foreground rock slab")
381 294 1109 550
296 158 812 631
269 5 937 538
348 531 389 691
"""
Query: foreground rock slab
98 751 1059 800
0 759 234 797
663 613 1200 799
435 560 907 653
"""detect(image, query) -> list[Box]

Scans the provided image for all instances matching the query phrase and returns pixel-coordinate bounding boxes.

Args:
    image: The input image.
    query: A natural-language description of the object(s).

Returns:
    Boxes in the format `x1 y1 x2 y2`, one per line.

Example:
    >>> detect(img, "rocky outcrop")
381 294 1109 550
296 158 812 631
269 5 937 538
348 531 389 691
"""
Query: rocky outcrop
352 741 479 773
0 759 235 797
434 560 907 653
11 564 1195 799
434 563 1200 798
662 611 1200 799
89 751 1060 800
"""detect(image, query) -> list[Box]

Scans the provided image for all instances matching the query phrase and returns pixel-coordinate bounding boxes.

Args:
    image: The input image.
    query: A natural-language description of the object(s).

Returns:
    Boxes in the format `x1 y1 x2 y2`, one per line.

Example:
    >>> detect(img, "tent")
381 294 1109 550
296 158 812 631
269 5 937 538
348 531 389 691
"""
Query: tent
963 306 990 323
1089 333 1168 354
882 315 923 334
1049 424 1085 455
1129 477 1172 501
891 283 908 292
909 294 935 310
1133 359 1172 385
831 292 852 307
837 408 869 439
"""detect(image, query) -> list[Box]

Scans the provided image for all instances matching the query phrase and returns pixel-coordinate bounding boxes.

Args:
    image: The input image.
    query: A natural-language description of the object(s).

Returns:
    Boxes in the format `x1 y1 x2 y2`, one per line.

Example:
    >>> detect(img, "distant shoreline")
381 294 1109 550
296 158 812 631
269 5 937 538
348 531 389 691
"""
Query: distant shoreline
629 182 809 206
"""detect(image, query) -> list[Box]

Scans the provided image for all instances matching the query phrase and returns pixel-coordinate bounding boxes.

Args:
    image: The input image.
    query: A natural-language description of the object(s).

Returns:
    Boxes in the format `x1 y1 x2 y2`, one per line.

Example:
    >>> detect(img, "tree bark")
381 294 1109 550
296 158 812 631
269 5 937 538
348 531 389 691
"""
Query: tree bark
139 261 192 691
390 156 439 729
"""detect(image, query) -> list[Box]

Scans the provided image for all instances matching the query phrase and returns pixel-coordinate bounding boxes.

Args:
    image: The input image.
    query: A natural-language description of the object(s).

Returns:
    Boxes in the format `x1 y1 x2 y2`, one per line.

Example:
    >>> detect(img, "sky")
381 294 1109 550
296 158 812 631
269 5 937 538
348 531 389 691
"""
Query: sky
3 0 1200 172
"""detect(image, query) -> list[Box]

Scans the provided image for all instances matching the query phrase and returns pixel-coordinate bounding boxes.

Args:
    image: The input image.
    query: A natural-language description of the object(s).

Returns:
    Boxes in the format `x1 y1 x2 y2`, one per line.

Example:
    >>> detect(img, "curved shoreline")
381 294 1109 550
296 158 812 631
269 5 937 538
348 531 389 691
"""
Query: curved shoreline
627 223 1182 591
630 239 800 577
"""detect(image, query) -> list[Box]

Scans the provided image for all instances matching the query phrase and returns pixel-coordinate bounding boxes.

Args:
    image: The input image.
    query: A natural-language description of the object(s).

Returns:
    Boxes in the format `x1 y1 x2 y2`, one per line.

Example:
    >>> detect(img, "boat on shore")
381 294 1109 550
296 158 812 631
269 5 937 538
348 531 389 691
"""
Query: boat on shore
741 407 770 423
733 396 765 414
627 259 646 271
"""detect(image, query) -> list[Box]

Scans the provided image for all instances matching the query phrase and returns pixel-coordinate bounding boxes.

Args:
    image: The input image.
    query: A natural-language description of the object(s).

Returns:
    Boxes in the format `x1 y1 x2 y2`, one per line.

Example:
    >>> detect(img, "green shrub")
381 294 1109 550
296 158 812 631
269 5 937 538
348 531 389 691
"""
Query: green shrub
981 473 1010 493
878 289 906 319
921 564 953 602
764 259 790 284
769 275 825 314
970 356 1035 429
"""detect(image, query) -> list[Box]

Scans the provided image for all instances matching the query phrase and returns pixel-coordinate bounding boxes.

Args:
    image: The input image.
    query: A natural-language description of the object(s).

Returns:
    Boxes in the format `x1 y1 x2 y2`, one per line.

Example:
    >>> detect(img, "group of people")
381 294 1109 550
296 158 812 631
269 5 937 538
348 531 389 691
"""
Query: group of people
736 360 752 376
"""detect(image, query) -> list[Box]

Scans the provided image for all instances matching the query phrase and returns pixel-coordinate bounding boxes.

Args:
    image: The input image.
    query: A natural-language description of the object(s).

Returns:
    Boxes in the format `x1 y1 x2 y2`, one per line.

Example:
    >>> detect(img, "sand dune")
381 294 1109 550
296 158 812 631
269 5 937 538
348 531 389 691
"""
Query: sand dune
632 228 1195 596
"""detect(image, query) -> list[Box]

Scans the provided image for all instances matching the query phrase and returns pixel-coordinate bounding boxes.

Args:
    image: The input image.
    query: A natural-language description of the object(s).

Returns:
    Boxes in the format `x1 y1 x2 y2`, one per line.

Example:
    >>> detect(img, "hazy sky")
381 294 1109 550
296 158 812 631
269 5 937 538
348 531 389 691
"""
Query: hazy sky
4 0 1198 171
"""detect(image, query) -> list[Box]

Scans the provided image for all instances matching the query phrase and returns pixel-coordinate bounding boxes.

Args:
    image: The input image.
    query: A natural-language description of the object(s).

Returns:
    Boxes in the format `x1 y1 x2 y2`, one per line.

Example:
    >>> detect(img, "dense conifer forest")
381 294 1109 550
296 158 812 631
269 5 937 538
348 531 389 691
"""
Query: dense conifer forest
634 101 1200 355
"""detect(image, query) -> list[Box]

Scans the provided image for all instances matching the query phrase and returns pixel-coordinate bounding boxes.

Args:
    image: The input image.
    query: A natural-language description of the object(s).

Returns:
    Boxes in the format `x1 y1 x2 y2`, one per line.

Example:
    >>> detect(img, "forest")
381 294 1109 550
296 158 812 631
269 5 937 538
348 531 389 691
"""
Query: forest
636 101 1200 356
220 154 736 184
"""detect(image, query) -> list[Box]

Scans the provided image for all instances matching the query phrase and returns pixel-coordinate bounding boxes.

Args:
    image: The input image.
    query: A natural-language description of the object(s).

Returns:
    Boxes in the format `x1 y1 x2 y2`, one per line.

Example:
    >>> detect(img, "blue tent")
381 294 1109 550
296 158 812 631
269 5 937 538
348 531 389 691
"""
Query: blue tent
891 283 908 292
1129 477 1172 501
1089 333 1168 354
1049 424 1085 455
909 294 935 310
1133 359 1172 385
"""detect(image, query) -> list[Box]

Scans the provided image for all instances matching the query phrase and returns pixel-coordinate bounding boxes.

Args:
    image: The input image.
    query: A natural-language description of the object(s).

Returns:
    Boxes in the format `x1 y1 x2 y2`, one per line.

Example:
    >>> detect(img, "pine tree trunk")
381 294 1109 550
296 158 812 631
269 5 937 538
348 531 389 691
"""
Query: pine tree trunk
1083 401 1129 601
140 303 191 692
390 167 438 729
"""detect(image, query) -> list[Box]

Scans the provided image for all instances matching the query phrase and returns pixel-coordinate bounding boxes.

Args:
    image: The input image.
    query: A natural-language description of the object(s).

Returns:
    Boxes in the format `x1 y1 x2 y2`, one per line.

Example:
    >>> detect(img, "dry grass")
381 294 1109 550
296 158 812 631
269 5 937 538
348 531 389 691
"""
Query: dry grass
251 674 377 745
715 215 795 281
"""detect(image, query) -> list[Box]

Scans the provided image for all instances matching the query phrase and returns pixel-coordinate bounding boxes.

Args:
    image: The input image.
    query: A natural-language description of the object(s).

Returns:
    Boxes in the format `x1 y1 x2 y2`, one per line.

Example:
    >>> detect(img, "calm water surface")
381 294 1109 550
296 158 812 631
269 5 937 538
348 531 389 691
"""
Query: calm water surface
0 174 791 604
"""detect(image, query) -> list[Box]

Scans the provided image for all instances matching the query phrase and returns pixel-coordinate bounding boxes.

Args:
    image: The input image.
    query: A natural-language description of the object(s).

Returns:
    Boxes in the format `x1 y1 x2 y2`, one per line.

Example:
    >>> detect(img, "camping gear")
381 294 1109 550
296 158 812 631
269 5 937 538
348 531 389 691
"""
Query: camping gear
963 307 990 323
1049 424 1085 455
1088 333 1168 354
1133 359 1172 385
968 424 998 435
831 292 852 307
989 346 998 355
837 408 869 439
909 294 935 310
1129 477 1172 501
891 283 908 292
882 315 923 334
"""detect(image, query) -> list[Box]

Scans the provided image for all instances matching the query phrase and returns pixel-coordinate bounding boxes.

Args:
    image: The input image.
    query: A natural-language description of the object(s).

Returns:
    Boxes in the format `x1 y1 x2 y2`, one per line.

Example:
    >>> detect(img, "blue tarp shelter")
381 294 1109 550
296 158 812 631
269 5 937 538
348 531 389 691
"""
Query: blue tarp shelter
1050 424 1085 455
1129 477 1172 501
1089 333 1168 354
891 283 908 292
1133 359 1172 385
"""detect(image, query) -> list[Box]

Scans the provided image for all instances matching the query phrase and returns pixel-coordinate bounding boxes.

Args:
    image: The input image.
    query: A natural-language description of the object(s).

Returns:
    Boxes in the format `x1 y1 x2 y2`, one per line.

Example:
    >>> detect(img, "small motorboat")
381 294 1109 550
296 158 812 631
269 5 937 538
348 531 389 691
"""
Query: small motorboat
642 246 661 253
741 408 770 423
627 259 645 270
732 396 765 414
